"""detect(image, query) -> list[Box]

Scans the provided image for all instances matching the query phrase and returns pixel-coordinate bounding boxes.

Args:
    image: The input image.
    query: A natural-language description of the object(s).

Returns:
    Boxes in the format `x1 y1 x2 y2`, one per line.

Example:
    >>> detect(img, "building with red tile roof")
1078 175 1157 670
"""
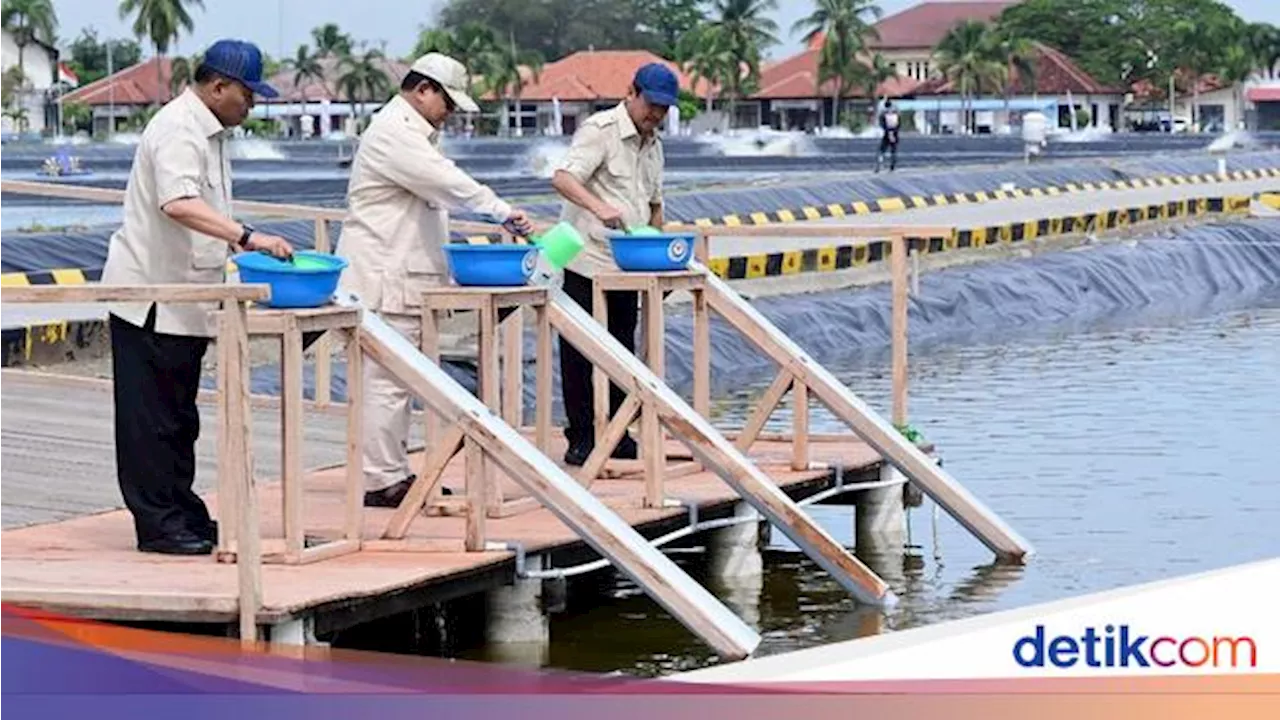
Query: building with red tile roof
479 49 711 135
59 56 175 135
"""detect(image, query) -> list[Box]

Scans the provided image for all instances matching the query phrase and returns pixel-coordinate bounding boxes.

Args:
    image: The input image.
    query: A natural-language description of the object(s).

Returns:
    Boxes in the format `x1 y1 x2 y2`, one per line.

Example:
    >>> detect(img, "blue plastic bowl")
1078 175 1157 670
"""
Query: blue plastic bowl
442 244 538 286
231 250 349 309
608 232 695 272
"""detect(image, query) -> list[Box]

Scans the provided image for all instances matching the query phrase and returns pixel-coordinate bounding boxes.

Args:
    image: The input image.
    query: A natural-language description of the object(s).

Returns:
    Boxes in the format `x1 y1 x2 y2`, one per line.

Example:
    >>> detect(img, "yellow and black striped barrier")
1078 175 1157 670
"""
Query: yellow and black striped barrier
707 193 1257 281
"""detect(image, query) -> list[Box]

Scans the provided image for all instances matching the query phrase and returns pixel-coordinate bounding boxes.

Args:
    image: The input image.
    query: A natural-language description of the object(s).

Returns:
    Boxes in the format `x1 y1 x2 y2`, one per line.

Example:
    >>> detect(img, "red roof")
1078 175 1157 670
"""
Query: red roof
1131 72 1232 102
484 50 710 102
61 57 174 106
753 47 921 99
1247 86 1280 103
914 42 1119 96
870 1 1017 49
265 54 411 102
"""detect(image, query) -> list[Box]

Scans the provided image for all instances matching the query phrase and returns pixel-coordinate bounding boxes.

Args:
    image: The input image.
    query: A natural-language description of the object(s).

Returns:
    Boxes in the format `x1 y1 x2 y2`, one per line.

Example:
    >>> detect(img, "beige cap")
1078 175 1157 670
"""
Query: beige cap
408 52 480 113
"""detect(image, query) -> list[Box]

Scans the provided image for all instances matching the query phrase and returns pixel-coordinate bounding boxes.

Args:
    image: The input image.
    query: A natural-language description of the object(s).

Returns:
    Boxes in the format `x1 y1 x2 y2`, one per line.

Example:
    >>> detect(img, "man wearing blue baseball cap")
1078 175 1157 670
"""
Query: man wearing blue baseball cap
101 39 291 556
550 62 675 466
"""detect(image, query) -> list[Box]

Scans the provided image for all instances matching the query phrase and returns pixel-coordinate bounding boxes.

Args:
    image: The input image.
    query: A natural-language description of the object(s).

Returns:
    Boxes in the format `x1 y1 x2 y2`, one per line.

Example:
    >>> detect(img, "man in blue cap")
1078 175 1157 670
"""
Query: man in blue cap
550 62 675 466
101 39 292 555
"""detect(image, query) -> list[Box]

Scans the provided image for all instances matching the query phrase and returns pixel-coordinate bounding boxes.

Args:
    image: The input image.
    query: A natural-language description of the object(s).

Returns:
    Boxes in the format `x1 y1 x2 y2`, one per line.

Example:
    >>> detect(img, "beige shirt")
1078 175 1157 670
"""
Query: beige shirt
100 88 234 337
337 95 512 315
555 103 665 277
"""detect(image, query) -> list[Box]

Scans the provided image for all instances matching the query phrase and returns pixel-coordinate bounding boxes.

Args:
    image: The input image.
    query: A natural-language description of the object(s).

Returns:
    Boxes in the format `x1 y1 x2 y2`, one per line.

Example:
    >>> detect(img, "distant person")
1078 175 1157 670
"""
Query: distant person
100 40 292 556
336 53 532 508
876 100 901 173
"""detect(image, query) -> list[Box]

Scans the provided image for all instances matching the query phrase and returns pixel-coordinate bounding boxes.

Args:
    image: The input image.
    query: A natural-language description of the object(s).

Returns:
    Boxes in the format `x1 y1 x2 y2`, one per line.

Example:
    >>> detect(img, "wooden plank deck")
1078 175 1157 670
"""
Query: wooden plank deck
1 369 884 630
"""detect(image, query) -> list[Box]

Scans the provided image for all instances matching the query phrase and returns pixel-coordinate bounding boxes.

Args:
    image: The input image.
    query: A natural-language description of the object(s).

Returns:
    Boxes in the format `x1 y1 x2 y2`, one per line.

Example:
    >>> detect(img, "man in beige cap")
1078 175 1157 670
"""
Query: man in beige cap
338 52 533 508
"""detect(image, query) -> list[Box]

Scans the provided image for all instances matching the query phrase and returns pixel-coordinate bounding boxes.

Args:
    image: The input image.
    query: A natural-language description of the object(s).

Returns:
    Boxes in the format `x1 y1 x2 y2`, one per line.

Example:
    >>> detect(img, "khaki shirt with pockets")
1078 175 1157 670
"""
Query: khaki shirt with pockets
100 88 234 338
555 103 664 277
337 95 512 315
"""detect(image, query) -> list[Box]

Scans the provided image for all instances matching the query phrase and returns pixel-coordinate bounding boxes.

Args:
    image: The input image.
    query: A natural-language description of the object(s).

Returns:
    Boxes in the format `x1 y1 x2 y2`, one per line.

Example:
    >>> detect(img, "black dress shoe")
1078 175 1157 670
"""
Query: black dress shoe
363 475 453 508
564 434 640 467
196 520 217 543
139 531 214 556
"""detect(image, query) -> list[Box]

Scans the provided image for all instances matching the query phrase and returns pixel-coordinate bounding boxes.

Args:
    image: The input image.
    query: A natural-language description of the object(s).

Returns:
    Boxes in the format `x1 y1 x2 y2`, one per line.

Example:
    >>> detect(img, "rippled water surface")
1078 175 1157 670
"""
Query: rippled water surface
461 298 1280 675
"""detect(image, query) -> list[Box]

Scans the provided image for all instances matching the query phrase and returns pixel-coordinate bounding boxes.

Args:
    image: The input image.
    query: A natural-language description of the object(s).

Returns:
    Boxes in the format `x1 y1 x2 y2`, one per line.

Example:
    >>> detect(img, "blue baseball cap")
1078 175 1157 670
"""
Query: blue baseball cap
200 39 279 98
633 63 678 107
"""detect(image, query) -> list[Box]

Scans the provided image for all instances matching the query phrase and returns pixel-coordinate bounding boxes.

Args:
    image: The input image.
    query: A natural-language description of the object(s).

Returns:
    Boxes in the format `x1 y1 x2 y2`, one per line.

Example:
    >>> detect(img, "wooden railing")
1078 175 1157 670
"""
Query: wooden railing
1 283 267 646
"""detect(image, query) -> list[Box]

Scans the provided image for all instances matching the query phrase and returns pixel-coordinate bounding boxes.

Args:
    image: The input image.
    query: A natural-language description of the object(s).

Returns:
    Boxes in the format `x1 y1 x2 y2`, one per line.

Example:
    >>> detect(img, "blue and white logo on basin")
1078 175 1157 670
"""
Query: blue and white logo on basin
667 237 690 264
521 248 538 275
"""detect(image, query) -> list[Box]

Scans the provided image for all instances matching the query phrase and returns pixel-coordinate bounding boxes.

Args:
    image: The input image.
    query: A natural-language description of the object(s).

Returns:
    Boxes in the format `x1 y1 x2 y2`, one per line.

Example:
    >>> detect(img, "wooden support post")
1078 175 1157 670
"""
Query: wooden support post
791 380 809 471
592 281 609 444
642 279 665 508
215 316 236 556
281 315 305 561
502 310 524 427
223 301 261 646
464 438 486 551
312 218 332 408
420 307 441 469
344 326 364 542
693 287 710 418
477 298 501 512
535 305 552 452
890 234 909 427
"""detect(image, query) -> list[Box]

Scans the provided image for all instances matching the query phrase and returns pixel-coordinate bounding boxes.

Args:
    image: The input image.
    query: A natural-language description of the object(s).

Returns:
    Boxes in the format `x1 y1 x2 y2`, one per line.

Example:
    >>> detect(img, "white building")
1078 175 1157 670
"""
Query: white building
2 27 60 136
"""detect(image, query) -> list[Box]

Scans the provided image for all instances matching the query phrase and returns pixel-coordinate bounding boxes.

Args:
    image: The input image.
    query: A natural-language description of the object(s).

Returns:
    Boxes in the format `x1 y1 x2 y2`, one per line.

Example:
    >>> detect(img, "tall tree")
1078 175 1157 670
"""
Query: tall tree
635 0 706 58
792 0 881 128
286 44 326 96
168 51 202 96
483 30 543 136
933 20 1004 133
118 0 204 105
679 24 735 112
706 0 779 124
311 23 353 57
1244 22 1280 79
1 0 58 90
337 46 391 124
67 29 143 86
1217 43 1254 130
438 0 654 62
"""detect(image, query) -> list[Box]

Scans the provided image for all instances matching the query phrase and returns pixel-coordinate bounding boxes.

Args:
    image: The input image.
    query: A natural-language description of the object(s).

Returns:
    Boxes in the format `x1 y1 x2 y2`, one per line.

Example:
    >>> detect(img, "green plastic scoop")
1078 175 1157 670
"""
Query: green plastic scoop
532 221 585 270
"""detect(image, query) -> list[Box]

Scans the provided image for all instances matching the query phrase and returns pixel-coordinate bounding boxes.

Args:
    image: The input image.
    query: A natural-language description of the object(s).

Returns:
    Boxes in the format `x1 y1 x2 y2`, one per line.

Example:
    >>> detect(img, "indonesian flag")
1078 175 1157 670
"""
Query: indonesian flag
57 62 79 88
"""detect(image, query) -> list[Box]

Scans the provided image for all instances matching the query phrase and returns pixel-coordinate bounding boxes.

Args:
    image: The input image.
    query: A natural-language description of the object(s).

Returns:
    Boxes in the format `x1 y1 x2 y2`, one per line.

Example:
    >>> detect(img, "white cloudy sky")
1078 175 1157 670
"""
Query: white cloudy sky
49 0 1280 61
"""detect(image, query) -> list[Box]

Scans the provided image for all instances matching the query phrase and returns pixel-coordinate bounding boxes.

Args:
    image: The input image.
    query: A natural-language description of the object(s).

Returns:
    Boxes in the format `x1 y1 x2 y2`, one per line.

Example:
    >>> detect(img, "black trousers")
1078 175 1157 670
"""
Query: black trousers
110 306 212 544
559 270 638 447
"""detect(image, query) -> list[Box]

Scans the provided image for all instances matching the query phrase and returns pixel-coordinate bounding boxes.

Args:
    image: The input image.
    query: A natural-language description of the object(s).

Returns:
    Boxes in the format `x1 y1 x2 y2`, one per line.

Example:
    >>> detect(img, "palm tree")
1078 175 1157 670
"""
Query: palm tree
1 0 57 94
118 0 203 105
679 25 735 113
1218 44 1255 130
484 31 542 137
862 51 895 125
934 20 1003 133
337 46 391 128
1244 22 1280 79
286 44 326 95
706 0 779 127
989 26 1037 125
792 0 881 128
311 23 353 58
168 51 202 97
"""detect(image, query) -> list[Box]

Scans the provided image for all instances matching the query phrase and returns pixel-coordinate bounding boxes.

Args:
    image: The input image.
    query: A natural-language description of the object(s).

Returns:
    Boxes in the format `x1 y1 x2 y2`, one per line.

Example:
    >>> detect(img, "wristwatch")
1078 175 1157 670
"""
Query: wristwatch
237 223 255 250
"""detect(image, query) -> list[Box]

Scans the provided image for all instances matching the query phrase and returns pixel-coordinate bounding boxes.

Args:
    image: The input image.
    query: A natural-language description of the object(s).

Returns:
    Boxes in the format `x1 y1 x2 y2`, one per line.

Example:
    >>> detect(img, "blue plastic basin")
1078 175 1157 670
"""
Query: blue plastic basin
232 250 349 309
442 244 538 286
608 232 695 272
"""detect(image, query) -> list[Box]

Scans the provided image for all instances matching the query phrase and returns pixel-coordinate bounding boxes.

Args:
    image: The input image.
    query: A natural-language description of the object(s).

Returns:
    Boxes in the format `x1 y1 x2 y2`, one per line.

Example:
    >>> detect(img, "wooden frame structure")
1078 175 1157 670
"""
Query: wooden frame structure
0 283 268 646
685 224 1034 560
212 306 364 566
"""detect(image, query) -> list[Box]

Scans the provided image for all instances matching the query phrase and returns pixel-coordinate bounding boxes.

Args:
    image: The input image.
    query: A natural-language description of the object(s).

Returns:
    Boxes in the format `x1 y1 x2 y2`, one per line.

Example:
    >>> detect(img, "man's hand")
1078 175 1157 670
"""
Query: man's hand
593 203 625 231
247 232 294 259
503 209 534 238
